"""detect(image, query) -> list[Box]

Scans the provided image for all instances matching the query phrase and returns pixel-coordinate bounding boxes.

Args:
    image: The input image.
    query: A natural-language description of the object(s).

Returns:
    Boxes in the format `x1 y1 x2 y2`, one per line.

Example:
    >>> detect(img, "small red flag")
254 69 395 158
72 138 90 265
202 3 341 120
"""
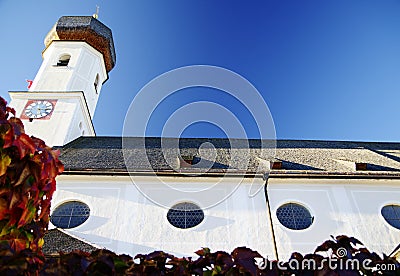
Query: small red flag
26 80 33 89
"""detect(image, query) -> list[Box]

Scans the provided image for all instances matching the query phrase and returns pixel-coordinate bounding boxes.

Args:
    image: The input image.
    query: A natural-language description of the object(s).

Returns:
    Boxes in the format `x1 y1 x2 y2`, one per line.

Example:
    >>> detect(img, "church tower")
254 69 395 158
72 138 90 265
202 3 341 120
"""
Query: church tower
9 16 116 146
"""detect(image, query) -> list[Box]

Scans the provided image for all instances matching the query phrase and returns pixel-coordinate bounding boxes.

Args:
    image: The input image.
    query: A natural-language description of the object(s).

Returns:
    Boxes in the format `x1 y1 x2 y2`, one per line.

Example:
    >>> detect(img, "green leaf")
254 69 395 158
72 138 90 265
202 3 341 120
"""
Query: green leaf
0 153 11 176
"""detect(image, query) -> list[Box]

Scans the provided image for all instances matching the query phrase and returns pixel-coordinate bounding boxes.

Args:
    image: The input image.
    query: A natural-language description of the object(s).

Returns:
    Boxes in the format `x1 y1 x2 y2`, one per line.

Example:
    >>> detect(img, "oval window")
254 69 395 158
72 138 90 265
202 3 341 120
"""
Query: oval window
276 203 313 230
381 205 400 230
51 201 90 229
167 202 204 229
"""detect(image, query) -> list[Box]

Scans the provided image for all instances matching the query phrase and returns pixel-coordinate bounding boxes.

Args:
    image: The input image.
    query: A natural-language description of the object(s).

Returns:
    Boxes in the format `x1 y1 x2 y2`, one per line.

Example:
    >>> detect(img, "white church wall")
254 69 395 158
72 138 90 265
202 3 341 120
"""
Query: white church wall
51 174 276 258
9 92 94 146
29 43 73 92
63 102 92 142
347 183 400 255
30 41 107 117
267 178 400 261
68 42 107 116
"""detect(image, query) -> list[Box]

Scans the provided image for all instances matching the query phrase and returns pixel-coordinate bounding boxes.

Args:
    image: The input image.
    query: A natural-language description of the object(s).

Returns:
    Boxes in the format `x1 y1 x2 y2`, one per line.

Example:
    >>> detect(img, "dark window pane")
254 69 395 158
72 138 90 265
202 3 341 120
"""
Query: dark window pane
381 205 400 230
277 203 313 230
51 201 90 229
167 202 204 229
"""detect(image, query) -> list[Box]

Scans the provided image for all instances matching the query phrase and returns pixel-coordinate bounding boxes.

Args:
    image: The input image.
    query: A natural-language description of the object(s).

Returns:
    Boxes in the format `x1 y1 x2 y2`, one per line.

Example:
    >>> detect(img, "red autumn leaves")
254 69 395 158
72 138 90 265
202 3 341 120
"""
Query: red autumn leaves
0 97 63 255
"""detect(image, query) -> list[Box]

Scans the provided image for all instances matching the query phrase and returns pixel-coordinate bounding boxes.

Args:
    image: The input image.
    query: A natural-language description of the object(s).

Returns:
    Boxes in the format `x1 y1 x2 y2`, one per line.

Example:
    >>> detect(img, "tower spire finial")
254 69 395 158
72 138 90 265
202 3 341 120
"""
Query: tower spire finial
93 5 99 19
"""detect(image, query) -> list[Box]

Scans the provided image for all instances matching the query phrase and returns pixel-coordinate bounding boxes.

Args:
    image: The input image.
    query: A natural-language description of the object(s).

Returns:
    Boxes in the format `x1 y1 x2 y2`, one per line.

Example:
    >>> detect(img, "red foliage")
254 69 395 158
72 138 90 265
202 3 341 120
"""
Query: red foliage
0 97 64 270
33 238 400 275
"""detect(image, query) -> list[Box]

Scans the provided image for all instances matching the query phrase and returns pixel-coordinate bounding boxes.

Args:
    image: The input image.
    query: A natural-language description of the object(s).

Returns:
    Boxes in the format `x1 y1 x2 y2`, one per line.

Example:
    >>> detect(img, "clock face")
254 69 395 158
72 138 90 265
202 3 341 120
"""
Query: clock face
24 100 54 119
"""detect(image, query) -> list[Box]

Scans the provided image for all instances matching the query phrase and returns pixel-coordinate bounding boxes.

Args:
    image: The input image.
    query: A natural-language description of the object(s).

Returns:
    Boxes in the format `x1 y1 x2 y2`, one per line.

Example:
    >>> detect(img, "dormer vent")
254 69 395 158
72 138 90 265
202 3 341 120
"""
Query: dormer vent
180 156 194 168
355 162 368 171
271 160 283 169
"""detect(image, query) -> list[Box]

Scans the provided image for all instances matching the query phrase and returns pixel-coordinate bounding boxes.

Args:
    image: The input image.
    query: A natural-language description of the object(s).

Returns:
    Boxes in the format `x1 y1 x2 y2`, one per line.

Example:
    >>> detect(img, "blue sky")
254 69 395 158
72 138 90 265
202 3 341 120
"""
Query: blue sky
0 0 399 142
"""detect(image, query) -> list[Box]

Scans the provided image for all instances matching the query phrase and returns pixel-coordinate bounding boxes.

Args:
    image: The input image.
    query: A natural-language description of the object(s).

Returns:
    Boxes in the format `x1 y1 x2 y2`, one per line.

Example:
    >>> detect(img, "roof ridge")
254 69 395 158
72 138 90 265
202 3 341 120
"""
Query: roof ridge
66 136 400 145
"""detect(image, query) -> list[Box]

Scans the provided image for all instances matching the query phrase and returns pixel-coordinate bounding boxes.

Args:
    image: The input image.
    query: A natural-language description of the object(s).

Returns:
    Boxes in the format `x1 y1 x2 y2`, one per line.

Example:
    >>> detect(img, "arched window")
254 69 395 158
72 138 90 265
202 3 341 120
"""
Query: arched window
57 54 71 66
167 202 204 229
381 204 400 230
50 201 90 229
276 203 313 230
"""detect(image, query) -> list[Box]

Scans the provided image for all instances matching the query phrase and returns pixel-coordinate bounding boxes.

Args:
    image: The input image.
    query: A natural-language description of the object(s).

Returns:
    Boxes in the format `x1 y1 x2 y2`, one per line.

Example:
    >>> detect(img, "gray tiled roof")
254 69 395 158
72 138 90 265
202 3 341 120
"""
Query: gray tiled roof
43 229 98 255
58 137 400 176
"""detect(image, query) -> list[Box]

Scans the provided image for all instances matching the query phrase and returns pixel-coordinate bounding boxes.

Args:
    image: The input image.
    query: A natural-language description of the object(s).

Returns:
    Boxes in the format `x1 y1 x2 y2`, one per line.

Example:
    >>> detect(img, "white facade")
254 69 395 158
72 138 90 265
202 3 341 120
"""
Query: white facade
50 175 276 258
267 178 400 260
49 174 400 260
